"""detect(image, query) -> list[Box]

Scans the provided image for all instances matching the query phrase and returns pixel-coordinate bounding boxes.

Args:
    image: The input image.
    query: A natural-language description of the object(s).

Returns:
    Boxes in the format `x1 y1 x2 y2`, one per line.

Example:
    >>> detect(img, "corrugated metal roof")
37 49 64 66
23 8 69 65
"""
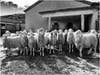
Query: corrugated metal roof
0 14 25 24
0 6 24 16
0 17 19 24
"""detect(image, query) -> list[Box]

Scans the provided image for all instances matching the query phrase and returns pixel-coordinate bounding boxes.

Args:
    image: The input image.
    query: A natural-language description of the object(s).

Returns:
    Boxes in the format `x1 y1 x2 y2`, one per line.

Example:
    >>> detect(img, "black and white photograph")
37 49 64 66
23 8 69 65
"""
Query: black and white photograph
0 0 100 75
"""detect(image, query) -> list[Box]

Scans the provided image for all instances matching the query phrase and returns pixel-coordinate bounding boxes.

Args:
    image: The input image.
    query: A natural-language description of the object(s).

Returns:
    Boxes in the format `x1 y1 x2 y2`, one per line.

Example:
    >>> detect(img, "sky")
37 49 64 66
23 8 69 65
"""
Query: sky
1 0 100 7
1 0 38 7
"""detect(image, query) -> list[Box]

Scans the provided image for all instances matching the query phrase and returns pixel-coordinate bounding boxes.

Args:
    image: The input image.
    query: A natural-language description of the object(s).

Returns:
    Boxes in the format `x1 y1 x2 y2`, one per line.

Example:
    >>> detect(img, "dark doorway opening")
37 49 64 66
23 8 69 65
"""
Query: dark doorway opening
1 29 6 36
0 24 6 36
84 14 92 32
51 15 81 31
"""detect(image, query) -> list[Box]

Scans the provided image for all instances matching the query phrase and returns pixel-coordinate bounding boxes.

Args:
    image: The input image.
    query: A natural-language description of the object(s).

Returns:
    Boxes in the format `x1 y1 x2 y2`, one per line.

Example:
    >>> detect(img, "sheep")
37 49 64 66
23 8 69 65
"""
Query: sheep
67 29 74 54
74 30 97 57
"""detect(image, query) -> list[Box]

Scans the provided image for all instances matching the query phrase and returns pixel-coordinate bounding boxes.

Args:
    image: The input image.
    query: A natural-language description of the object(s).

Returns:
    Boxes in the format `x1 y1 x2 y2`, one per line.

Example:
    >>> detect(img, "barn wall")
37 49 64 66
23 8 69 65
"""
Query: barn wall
25 2 50 31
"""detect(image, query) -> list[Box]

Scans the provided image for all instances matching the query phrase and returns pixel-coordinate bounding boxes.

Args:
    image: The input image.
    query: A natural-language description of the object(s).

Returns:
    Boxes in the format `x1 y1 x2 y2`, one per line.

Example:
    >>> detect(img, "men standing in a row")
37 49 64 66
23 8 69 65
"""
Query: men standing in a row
50 22 79 32
65 22 79 31
49 22 59 32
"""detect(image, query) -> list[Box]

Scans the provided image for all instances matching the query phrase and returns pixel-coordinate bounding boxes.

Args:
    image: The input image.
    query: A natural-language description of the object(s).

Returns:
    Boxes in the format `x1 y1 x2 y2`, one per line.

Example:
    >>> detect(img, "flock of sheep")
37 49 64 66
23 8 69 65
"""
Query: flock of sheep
2 28 100 57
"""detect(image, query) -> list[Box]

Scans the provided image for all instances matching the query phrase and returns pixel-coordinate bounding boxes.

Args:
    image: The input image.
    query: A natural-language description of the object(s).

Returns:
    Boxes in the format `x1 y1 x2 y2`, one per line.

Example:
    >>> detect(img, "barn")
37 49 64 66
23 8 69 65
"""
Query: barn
24 0 99 32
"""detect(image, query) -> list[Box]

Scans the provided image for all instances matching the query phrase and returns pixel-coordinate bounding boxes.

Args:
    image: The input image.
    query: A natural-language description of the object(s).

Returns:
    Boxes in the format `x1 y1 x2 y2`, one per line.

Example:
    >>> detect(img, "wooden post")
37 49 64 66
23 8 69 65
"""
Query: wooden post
81 14 84 31
91 11 98 30
99 20 100 32
48 17 51 30
0 24 1 37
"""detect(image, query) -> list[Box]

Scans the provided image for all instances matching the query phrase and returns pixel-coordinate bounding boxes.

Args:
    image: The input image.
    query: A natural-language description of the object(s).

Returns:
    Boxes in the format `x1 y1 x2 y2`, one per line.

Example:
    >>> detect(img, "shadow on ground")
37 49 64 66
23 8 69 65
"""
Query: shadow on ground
0 52 99 75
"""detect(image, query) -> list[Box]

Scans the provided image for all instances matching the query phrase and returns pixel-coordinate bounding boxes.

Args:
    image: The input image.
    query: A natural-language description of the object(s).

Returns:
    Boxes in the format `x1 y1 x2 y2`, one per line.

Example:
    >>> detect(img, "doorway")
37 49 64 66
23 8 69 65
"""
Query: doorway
84 14 92 32
0 24 6 36
51 15 81 31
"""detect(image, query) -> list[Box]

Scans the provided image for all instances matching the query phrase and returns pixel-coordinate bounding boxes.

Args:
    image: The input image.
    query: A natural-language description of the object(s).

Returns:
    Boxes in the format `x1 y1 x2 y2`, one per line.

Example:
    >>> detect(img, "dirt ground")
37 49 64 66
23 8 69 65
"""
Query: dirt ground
0 38 100 75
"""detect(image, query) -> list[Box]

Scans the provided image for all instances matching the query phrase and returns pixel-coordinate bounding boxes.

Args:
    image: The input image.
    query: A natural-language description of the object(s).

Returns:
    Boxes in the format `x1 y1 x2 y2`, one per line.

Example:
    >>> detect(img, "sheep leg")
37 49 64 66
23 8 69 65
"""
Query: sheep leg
59 45 60 52
49 46 52 54
53 46 55 54
22 49 24 56
42 47 44 56
94 47 97 54
23 49 25 56
29 48 31 56
23 48 25 56
24 48 26 56
72 44 74 53
26 47 28 56
70 44 72 53
99 47 100 53
24 49 26 56
49 49 52 54
33 48 34 56
27 47 29 56
19 49 21 56
22 48 25 56
40 47 42 56
61 45 62 52
20 49 23 56
68 44 70 53
47 44 50 54
48 44 51 49
26 47 29 56
59 44 62 52
69 44 71 54
93 47 97 55
40 48 41 56
53 49 54 54
30 48 33 56
79 47 83 57
88 48 92 54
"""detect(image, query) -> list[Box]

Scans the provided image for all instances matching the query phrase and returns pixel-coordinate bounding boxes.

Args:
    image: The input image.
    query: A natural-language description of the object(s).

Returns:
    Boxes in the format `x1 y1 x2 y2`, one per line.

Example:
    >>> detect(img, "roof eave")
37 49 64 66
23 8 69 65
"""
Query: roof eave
24 0 43 12
39 6 96 15
24 0 98 13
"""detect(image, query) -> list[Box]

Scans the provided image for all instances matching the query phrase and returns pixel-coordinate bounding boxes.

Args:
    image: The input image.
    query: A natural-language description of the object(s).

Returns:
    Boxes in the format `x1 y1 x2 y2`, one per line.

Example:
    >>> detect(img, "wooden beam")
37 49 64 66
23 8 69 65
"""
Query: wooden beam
42 9 94 18
81 14 84 31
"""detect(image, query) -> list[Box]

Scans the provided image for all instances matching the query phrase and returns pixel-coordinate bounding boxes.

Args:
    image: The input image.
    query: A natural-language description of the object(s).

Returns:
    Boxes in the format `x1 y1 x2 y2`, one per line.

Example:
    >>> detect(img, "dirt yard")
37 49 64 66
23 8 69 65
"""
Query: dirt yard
0 37 100 75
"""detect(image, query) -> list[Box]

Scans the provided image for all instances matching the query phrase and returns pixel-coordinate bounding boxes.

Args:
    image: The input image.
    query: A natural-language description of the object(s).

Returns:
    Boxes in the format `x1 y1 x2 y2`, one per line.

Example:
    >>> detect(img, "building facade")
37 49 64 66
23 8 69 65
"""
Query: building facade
24 0 100 32
0 14 25 36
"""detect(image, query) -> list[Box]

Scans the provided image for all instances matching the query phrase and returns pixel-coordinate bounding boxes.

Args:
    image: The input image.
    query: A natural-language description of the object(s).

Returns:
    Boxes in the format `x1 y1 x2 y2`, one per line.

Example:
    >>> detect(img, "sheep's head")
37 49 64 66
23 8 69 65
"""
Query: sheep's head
74 30 82 48
58 29 63 33
68 28 73 32
90 29 97 35
64 29 68 34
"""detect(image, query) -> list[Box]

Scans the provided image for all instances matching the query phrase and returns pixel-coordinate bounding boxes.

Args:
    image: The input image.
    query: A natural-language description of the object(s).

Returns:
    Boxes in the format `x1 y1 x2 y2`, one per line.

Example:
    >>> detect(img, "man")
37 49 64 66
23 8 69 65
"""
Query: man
50 22 59 31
